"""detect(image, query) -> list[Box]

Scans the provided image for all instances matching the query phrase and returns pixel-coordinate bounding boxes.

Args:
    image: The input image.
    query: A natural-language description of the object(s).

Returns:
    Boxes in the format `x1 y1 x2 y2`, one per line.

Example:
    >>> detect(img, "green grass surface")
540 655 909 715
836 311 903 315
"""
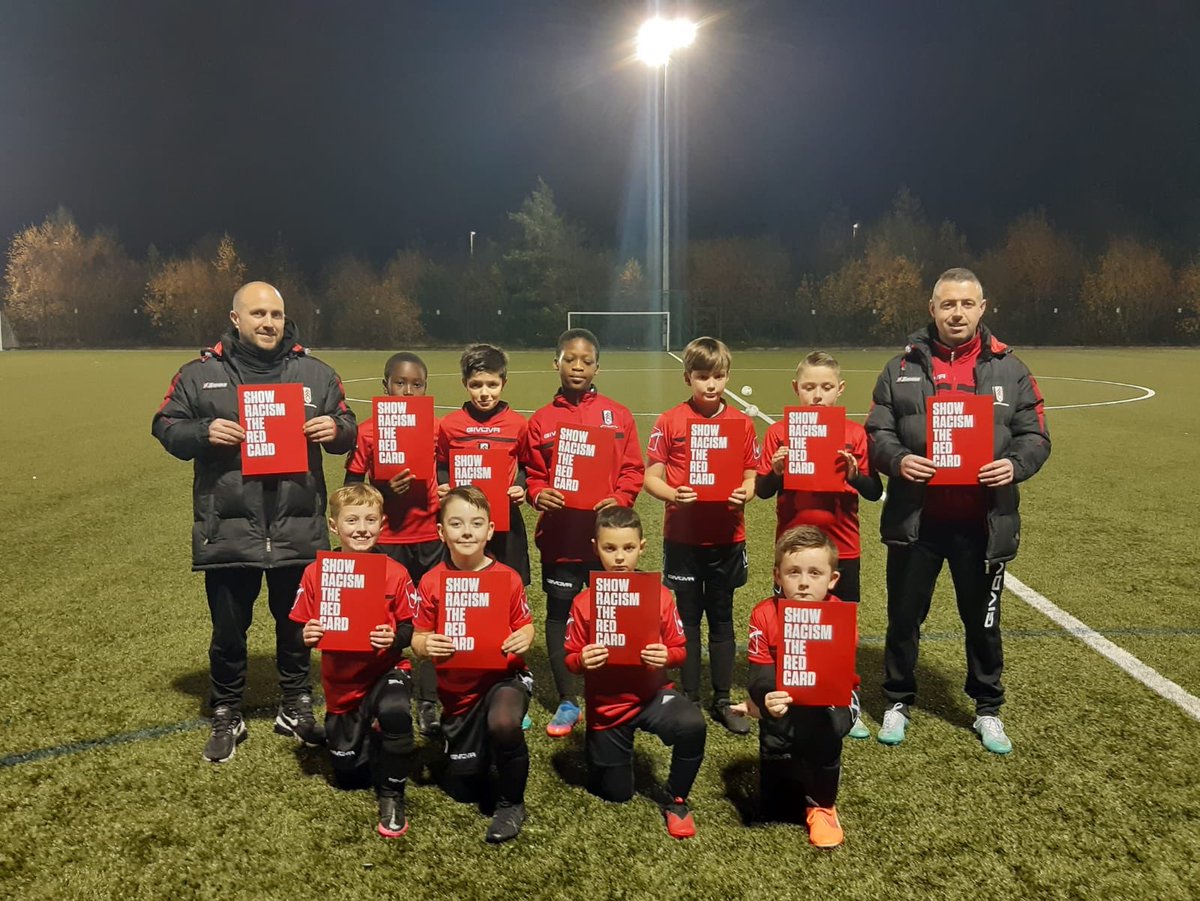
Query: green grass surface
1 347 1198 900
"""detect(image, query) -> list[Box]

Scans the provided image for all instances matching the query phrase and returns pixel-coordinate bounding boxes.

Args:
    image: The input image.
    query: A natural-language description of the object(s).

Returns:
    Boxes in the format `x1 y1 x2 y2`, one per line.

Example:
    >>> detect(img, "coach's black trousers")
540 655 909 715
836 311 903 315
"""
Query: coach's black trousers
883 522 1005 717
205 566 311 711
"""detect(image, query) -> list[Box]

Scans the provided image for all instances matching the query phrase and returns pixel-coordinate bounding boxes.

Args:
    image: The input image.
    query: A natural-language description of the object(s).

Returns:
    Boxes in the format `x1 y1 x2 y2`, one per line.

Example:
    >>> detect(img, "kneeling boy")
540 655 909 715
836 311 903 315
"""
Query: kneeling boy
564 506 707 839
412 486 536 844
747 526 860 848
289 484 421 838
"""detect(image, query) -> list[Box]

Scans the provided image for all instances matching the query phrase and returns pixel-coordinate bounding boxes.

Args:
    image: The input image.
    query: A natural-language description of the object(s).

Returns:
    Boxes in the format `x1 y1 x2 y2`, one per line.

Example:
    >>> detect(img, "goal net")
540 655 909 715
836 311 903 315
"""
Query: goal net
565 310 670 352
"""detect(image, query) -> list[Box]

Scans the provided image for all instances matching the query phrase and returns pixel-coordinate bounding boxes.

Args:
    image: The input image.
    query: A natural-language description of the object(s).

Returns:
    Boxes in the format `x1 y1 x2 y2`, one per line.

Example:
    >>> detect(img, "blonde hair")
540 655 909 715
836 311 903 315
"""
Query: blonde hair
682 336 732 375
796 350 840 377
329 483 385 518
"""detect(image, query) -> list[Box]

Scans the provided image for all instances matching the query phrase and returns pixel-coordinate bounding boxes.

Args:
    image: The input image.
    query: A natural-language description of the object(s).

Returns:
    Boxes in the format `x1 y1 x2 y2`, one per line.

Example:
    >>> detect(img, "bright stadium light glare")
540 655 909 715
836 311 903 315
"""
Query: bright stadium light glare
636 16 697 67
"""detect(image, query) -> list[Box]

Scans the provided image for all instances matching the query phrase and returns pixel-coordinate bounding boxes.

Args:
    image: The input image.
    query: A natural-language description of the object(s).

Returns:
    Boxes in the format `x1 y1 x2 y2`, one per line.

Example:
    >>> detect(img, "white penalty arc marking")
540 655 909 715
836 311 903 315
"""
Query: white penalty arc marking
667 350 1195 722
1006 574 1200 722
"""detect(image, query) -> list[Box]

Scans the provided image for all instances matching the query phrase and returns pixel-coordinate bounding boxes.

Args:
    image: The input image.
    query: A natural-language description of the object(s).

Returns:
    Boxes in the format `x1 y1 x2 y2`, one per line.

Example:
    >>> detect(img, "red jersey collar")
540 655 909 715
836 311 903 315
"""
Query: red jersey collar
931 330 981 362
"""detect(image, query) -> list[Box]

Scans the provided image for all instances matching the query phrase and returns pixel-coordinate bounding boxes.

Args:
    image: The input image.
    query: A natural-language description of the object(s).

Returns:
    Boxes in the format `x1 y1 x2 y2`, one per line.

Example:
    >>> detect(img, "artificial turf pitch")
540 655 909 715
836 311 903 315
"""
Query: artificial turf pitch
1 347 1198 900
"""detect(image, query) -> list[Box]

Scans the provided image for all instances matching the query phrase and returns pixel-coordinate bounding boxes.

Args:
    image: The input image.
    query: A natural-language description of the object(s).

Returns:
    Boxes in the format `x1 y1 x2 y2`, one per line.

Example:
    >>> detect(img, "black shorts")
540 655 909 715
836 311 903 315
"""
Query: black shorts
585 688 699 771
757 692 859 760
541 561 595 600
380 540 445 585
488 508 531 586
325 668 413 782
663 541 748 593
440 671 534 777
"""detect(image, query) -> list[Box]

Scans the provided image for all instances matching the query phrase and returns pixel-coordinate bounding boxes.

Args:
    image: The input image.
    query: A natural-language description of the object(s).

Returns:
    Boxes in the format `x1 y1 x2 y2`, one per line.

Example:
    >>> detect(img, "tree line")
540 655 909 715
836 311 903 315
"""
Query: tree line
4 183 1198 349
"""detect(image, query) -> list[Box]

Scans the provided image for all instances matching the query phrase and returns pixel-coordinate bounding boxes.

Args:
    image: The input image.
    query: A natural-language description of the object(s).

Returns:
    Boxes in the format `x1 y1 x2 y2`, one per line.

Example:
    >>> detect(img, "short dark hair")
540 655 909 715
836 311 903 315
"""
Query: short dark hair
933 267 984 298
383 351 428 380
595 504 642 537
460 343 508 381
439 485 491 522
774 525 839 570
556 328 600 361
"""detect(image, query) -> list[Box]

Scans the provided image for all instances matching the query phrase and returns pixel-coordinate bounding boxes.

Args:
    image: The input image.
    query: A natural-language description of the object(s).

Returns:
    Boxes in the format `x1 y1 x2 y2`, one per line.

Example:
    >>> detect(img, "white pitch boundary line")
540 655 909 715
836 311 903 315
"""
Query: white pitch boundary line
665 350 1198 722
1006 575 1200 722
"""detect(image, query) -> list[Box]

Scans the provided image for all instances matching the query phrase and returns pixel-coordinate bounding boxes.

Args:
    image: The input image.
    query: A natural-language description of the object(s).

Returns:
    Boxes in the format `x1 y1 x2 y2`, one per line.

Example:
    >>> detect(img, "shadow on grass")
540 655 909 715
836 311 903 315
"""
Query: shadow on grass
172 654 292 715
550 741 673 808
857 639 976 731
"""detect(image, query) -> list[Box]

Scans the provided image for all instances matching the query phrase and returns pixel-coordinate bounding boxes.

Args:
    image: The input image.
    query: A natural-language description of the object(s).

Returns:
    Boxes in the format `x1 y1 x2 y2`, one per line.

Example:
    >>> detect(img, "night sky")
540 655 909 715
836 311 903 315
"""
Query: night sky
2 0 1198 265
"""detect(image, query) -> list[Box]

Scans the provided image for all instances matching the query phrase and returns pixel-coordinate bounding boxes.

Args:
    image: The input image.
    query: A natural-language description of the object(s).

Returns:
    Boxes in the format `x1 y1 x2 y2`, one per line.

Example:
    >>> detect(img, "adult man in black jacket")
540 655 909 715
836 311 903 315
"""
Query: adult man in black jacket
153 281 357 762
866 268 1049 754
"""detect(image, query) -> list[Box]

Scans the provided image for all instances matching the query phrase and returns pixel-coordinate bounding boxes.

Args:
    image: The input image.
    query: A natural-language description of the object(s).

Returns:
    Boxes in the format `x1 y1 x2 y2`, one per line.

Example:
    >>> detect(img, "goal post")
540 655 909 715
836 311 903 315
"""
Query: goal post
565 310 671 352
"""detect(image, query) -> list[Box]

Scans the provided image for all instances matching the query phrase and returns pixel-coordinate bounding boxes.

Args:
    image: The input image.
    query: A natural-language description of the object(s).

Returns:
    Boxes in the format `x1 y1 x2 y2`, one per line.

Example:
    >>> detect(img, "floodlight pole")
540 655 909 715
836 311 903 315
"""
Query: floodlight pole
659 63 670 344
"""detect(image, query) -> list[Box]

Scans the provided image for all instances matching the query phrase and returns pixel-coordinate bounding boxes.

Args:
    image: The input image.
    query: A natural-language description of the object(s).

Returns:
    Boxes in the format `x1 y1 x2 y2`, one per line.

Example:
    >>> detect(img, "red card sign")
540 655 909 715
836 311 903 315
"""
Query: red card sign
686 418 746 502
589 571 662 666
550 425 615 510
782 406 846 492
314 551 388 652
373 395 435 481
239 383 308 476
926 395 994 486
449 448 510 531
775 600 857 706
436 569 511 669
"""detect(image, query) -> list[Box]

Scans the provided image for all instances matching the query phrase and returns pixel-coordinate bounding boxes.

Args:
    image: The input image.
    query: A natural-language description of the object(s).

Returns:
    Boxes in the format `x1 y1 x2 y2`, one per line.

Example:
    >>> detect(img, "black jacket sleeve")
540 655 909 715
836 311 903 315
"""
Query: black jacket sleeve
151 367 212 461
1004 363 1051 483
748 662 776 711
866 362 912 478
755 470 783 500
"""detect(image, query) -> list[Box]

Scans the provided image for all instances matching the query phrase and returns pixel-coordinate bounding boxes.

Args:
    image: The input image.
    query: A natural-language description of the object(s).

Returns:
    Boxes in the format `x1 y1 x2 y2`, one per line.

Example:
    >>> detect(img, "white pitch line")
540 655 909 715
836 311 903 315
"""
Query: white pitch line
1005 574 1200 722
665 351 1195 722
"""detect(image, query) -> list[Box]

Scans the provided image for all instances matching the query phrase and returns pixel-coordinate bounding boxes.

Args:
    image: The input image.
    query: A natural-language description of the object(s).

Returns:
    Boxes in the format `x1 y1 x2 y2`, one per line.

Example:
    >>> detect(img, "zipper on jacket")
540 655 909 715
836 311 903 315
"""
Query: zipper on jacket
266 538 272 555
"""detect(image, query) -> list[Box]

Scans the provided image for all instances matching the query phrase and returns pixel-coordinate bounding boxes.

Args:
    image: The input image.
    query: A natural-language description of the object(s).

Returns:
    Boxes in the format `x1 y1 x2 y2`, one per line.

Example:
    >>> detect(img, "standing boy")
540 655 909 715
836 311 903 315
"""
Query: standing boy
412 487 536 844
747 526 860 849
525 329 645 737
755 350 882 738
345 351 445 738
644 337 759 734
436 343 531 584
564 506 707 839
289 484 420 838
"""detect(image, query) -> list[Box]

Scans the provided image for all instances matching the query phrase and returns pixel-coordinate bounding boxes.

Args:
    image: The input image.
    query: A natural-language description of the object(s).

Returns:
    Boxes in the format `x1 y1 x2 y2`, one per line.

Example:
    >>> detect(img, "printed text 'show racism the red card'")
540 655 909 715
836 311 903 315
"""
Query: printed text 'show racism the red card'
926 395 994 486
239 383 307 476
373 395 435 481
775 599 857 706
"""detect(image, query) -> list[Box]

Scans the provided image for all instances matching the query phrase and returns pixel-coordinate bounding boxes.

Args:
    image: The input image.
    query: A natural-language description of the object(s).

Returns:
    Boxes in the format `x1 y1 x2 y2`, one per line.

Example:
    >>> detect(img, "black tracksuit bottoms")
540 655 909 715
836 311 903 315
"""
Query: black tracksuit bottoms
883 521 1006 717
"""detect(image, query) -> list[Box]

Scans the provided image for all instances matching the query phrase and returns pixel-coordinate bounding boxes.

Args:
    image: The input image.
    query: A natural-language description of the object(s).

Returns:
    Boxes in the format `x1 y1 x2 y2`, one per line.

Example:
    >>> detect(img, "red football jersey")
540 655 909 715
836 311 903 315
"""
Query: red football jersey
437 402 528 483
289 553 420 714
747 595 860 690
525 388 645 564
563 583 687 731
924 336 988 525
759 417 870 558
346 417 440 544
413 560 533 718
647 400 760 545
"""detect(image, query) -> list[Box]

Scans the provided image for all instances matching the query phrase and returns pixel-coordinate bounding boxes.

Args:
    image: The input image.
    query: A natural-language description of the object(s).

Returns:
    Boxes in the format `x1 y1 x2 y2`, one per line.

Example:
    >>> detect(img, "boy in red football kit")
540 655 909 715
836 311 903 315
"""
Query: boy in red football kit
644 337 758 734
754 350 882 739
345 351 444 738
564 506 707 839
289 484 420 839
525 328 645 737
412 486 536 844
436 343 531 585
747 526 860 849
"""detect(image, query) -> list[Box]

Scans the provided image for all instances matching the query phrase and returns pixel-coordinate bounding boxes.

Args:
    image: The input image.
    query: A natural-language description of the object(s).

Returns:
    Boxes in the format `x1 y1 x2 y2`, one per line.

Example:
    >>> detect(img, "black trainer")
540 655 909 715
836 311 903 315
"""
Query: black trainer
485 802 527 844
203 705 247 763
712 700 751 735
274 693 325 746
377 796 409 838
417 701 441 738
